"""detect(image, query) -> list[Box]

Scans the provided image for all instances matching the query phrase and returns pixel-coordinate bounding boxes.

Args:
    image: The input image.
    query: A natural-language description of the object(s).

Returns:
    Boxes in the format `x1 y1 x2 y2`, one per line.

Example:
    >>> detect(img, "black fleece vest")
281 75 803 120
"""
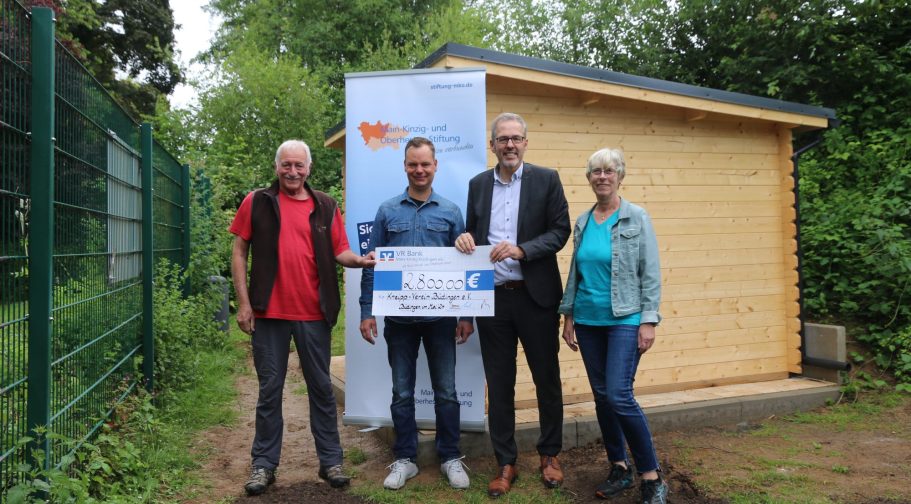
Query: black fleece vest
248 181 341 327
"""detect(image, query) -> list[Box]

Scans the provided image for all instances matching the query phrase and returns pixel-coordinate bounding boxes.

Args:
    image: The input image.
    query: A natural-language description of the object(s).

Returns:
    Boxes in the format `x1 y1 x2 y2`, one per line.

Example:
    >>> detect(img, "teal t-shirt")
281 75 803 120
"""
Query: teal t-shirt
573 211 642 326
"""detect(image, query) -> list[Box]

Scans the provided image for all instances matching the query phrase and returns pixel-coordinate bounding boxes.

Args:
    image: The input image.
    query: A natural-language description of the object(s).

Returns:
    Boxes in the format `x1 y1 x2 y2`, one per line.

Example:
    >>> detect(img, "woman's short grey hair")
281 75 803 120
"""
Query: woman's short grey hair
490 112 528 142
586 148 626 179
274 139 312 166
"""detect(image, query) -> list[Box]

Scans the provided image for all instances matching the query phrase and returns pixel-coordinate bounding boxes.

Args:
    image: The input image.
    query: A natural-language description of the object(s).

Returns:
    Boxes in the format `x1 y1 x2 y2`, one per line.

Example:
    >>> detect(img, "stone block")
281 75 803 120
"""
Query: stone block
803 323 847 384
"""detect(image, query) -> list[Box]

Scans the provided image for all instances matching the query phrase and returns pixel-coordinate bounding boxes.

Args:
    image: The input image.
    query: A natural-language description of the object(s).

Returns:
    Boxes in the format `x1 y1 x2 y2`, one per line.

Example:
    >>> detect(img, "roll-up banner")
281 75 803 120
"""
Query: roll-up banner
343 68 488 431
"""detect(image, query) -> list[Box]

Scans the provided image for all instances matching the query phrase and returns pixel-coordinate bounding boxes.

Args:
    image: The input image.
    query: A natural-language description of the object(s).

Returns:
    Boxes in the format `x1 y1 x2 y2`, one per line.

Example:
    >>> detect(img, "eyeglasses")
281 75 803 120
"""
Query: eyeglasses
494 135 526 145
590 167 618 177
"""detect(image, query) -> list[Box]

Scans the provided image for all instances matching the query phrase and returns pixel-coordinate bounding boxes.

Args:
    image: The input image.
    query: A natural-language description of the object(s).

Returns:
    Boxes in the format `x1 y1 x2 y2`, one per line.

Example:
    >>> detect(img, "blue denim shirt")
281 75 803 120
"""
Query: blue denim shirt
359 189 465 322
559 198 662 325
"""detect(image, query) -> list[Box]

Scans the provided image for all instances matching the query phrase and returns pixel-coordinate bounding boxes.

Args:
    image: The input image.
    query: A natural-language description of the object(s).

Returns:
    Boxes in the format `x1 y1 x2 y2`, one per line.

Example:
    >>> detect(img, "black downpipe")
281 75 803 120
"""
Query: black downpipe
791 127 851 372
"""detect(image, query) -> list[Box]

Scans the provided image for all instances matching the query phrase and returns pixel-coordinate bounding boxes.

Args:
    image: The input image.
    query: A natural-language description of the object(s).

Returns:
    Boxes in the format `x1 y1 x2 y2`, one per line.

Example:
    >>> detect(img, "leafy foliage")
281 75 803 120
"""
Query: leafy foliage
199 44 338 201
6 323 244 502
7 397 161 503
152 260 226 397
800 126 911 327
24 0 182 118
206 0 489 104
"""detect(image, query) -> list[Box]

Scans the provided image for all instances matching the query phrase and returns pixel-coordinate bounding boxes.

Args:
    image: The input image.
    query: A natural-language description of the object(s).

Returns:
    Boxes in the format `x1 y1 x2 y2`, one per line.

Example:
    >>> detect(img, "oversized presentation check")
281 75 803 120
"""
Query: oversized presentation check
372 246 495 317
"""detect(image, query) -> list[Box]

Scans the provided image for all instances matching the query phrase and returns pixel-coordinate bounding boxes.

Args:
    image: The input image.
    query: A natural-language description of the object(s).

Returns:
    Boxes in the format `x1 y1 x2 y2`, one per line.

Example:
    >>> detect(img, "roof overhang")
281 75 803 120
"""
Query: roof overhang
326 43 836 148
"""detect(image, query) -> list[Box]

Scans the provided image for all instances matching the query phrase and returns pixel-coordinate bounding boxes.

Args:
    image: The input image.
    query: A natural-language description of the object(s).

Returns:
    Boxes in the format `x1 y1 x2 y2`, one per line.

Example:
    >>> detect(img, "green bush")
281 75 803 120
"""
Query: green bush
6 395 158 503
6 271 241 502
886 326 911 392
152 260 225 397
800 123 911 390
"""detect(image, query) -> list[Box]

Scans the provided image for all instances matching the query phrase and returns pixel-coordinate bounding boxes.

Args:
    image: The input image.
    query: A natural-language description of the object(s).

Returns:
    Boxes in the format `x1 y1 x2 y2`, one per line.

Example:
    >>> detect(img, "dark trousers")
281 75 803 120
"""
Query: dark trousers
250 318 343 470
477 286 563 466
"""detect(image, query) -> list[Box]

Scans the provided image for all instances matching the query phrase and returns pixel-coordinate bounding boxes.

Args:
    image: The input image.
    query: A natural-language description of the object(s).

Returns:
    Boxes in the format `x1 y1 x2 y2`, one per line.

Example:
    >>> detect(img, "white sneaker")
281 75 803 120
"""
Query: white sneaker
383 458 419 490
441 456 470 489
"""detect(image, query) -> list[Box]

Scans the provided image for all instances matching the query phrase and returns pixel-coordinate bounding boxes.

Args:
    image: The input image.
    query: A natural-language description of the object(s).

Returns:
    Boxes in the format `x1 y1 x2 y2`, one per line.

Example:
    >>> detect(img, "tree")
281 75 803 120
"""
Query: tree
206 0 491 106
25 0 182 118
195 44 337 206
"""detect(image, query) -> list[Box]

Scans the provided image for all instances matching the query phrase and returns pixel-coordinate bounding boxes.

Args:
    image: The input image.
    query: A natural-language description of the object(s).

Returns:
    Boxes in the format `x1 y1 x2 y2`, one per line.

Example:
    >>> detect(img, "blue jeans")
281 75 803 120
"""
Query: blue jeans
384 317 461 462
575 324 659 473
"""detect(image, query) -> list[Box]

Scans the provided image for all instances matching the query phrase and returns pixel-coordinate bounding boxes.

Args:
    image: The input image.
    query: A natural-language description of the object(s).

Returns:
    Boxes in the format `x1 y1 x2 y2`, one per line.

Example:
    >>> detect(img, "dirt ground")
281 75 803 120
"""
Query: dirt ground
181 352 911 504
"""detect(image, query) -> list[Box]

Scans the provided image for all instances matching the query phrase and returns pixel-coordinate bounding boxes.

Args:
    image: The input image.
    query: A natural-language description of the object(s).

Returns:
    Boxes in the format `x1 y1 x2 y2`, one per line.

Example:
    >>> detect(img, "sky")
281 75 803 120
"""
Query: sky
169 0 221 109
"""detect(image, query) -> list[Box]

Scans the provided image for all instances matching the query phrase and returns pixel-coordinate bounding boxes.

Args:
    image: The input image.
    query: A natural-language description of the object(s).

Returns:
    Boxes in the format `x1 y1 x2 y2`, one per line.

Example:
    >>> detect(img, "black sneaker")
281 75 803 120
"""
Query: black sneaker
244 465 276 495
595 463 634 499
640 477 668 504
318 464 351 488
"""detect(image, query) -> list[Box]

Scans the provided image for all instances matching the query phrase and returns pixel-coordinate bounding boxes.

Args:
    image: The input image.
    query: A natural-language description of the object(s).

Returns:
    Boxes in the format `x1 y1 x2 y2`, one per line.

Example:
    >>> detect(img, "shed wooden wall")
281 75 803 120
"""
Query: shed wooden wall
481 75 801 408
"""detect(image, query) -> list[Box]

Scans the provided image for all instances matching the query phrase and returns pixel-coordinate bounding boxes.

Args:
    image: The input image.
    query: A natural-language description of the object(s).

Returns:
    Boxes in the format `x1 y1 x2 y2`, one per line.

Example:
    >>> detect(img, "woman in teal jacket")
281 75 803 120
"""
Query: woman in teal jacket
559 148 667 504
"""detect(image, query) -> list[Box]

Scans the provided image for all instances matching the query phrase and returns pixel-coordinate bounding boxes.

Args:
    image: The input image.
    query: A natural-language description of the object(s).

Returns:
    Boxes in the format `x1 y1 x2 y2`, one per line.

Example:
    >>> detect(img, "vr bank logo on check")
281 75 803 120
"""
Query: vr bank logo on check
378 250 395 261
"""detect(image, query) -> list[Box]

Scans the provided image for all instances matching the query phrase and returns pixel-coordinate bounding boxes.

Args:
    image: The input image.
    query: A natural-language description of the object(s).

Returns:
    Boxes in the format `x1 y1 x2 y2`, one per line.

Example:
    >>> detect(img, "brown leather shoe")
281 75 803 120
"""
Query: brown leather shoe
540 455 564 488
487 464 518 497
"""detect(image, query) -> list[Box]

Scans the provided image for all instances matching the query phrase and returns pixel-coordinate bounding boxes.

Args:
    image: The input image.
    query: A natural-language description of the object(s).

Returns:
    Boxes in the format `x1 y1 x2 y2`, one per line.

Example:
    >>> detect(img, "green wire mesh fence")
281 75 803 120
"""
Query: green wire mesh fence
1 2 191 488
1 0 33 488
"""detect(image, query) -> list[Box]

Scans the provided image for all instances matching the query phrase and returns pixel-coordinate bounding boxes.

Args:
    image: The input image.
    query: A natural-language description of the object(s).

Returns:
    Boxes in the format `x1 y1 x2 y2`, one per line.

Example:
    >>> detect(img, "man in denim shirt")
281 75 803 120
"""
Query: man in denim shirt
359 137 475 491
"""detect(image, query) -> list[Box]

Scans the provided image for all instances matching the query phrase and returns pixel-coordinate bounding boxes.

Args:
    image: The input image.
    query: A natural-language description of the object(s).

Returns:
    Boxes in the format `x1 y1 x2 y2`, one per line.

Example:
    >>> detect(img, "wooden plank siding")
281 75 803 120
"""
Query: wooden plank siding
478 77 800 406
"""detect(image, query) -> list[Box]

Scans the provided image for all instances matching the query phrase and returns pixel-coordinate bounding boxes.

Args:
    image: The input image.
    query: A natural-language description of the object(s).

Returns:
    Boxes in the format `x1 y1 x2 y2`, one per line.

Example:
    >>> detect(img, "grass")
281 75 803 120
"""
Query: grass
141 324 247 501
831 464 850 474
727 492 821 504
682 388 911 504
717 465 819 504
779 391 908 432
350 477 575 504
346 446 368 465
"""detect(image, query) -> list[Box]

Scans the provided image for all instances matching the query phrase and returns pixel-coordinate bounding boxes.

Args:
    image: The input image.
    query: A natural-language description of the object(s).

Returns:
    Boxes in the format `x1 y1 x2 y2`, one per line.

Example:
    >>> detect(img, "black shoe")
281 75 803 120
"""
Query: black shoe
244 465 276 495
640 477 669 504
319 464 351 488
595 463 634 499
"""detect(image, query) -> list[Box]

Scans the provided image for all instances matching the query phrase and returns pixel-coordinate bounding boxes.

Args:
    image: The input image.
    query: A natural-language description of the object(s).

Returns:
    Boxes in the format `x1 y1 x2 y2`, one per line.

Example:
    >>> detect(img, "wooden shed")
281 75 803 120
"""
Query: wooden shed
326 43 837 409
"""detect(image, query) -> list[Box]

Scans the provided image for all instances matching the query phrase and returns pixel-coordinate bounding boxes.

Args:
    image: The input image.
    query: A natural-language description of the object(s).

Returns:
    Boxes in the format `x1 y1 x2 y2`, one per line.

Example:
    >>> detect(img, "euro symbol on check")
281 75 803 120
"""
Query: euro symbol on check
467 273 480 289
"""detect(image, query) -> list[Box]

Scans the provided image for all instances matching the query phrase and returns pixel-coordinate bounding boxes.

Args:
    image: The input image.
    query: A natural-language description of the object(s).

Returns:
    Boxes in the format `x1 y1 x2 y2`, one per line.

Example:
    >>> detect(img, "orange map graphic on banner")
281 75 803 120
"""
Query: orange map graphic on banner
358 120 409 151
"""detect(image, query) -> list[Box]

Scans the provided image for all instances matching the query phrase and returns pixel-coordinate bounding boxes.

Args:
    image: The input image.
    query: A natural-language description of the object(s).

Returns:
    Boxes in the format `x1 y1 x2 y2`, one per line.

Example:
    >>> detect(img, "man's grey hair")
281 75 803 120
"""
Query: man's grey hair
587 147 627 180
274 139 312 166
490 112 528 142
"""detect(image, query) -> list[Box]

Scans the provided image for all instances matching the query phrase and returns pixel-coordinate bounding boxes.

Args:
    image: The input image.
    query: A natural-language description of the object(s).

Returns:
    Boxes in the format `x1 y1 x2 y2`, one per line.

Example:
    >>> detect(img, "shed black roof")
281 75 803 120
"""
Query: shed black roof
326 43 836 140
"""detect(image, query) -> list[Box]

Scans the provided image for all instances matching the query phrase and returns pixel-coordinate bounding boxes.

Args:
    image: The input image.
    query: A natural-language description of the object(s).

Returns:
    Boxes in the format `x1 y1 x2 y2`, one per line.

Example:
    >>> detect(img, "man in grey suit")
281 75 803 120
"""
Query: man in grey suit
455 112 571 497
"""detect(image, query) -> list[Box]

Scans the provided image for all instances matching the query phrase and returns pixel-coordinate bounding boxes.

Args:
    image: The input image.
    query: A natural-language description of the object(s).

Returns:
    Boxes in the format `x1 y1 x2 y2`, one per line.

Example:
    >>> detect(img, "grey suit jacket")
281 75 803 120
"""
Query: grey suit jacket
464 163 571 308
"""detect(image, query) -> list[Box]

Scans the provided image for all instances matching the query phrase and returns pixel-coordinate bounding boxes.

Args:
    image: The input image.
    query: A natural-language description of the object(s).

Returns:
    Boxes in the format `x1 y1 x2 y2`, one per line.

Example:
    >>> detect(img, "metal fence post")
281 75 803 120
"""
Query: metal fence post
182 164 191 297
27 6 55 468
141 123 154 391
